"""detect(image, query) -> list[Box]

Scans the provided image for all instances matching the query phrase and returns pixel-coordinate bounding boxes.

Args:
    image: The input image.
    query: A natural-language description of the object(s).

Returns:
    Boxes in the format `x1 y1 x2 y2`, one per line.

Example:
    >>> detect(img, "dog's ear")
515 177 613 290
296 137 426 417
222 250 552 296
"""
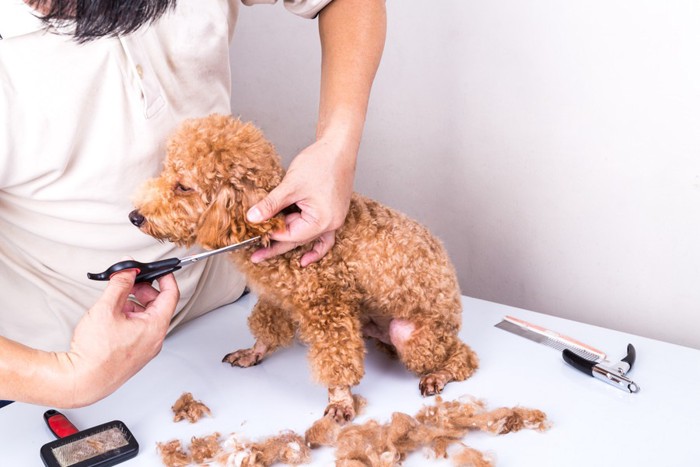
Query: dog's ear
196 185 240 249
196 185 285 249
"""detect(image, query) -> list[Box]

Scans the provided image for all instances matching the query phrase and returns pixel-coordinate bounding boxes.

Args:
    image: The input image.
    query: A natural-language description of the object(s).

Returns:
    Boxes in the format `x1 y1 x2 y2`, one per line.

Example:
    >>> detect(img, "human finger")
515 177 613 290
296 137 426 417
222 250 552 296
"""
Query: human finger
124 276 178 323
300 230 336 267
270 212 324 245
130 281 161 308
267 211 302 242
148 273 180 320
96 268 138 317
250 240 301 264
246 182 296 224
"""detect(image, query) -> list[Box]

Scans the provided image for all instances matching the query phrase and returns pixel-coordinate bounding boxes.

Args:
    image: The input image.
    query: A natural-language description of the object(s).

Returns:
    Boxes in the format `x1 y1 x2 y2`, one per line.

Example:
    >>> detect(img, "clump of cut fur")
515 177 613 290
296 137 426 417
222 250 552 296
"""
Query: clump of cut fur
307 396 548 466
172 392 212 423
157 395 548 466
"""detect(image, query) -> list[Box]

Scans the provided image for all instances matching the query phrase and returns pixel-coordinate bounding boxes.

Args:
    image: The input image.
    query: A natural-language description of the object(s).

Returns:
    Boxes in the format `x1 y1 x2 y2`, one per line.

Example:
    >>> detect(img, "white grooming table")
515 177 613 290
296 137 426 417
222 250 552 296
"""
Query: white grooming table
2 293 699 466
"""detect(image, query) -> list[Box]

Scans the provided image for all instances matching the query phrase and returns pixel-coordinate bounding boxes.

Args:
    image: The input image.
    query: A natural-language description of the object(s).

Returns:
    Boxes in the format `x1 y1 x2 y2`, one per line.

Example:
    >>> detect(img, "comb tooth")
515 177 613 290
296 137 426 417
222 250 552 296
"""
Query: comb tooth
567 348 600 361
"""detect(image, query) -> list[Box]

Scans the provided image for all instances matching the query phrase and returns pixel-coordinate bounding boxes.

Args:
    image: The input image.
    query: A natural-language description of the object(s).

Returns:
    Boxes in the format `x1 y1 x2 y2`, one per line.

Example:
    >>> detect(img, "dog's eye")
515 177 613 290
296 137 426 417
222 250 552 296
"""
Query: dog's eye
174 182 193 193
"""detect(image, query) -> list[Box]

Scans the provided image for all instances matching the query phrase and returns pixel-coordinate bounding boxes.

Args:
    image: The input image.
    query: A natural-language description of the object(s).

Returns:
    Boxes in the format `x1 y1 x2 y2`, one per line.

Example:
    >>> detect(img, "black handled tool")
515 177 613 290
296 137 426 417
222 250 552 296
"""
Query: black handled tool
563 343 640 393
87 236 261 284
41 410 138 467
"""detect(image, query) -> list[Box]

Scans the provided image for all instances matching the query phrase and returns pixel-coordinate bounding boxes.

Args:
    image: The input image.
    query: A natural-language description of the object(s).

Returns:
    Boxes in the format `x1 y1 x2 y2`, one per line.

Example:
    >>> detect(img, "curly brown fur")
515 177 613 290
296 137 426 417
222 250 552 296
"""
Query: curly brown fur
451 445 494 467
323 396 547 466
157 439 190 467
189 433 223 464
131 114 479 422
158 431 309 467
171 392 212 423
214 431 310 466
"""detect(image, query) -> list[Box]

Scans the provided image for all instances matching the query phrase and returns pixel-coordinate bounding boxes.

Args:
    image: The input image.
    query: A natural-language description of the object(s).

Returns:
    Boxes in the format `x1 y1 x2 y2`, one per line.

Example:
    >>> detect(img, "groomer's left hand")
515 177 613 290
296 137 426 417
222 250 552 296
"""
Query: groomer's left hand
246 136 355 267
64 266 179 406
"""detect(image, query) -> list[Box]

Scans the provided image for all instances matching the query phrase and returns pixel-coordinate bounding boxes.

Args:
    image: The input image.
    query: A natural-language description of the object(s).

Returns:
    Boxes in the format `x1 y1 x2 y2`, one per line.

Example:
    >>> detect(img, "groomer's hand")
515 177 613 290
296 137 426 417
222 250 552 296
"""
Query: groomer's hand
246 136 355 267
62 266 179 407
246 0 385 266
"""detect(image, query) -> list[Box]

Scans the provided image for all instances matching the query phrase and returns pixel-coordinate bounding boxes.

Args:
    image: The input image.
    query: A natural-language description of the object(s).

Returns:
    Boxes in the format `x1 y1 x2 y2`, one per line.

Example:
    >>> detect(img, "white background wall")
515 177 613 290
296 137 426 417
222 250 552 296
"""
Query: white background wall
230 0 700 349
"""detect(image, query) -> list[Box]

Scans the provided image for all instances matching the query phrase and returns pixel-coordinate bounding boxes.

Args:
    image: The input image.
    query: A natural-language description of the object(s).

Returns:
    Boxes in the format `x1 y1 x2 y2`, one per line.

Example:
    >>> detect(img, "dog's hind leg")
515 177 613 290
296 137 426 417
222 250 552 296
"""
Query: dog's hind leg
418 339 479 395
391 320 478 396
222 298 294 367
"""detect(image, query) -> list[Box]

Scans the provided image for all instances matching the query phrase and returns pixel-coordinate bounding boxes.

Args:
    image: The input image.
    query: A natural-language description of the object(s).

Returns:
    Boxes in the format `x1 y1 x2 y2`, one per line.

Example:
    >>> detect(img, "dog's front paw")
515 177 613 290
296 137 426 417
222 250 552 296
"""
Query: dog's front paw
324 401 356 424
222 348 263 367
419 371 450 396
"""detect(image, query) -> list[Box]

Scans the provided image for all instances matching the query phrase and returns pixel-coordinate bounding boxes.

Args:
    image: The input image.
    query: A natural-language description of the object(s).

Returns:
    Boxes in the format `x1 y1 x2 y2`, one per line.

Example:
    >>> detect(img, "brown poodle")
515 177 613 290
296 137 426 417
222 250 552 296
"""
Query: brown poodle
129 114 479 423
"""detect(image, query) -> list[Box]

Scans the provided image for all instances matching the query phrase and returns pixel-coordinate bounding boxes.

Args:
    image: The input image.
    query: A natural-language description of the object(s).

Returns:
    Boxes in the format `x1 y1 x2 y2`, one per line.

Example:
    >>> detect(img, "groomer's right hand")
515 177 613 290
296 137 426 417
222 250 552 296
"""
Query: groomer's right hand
61 266 179 407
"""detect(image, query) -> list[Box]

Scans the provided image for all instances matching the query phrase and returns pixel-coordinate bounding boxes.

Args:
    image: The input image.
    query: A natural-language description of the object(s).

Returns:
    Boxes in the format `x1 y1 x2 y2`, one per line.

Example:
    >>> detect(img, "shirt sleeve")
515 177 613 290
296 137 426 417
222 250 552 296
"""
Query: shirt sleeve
241 0 334 19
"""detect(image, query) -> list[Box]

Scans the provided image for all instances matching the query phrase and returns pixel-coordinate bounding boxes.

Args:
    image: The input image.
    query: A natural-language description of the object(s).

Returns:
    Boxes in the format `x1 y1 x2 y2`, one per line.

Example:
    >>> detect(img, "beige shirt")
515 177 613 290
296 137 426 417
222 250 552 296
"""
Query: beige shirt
0 0 332 351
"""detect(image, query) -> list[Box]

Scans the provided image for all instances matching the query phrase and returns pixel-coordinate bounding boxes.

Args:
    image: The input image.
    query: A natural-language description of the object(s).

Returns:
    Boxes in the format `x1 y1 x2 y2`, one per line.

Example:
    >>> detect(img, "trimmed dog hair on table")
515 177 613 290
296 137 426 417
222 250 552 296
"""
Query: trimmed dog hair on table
158 431 311 467
308 395 549 466
156 394 549 466
171 392 212 423
130 113 479 423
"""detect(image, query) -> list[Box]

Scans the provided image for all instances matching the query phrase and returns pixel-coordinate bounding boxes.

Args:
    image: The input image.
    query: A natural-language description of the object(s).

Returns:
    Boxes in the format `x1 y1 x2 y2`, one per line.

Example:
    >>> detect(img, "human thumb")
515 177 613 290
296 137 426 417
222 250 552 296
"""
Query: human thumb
247 188 289 224
98 267 137 316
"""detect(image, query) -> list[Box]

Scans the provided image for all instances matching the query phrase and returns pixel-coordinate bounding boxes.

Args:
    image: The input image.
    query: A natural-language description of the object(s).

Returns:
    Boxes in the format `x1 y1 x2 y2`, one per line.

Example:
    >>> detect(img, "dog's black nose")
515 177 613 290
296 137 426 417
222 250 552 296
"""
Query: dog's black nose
129 209 145 227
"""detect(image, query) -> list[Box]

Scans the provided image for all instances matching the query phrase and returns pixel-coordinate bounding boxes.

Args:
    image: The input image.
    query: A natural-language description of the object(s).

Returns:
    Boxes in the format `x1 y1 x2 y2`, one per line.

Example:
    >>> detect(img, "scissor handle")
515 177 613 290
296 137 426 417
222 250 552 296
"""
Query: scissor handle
134 264 182 283
87 257 182 283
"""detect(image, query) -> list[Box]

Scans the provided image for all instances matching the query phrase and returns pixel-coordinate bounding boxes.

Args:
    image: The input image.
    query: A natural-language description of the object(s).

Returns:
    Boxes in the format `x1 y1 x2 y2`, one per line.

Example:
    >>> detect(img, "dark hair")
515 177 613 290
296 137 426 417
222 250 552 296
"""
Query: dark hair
28 0 178 42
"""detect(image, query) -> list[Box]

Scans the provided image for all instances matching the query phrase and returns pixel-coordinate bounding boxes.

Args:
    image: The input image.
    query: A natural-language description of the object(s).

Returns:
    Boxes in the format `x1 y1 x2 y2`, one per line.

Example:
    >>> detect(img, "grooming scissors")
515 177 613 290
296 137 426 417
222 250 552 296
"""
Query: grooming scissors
87 236 261 284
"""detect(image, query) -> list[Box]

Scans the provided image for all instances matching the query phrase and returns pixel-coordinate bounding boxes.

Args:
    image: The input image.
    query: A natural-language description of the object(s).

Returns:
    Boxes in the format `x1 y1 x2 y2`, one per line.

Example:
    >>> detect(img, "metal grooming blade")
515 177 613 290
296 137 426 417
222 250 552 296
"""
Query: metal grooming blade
87 236 261 283
495 315 607 361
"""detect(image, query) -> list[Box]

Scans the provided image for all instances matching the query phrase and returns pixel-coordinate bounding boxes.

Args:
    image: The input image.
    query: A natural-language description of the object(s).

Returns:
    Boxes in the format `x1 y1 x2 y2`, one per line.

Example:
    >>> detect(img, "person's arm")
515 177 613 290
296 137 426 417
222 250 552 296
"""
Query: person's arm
247 0 387 266
0 269 179 408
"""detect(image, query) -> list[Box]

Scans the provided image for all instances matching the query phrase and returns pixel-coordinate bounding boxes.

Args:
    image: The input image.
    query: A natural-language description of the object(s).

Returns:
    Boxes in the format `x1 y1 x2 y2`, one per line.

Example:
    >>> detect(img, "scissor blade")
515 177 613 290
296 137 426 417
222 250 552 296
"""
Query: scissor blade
179 236 261 265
